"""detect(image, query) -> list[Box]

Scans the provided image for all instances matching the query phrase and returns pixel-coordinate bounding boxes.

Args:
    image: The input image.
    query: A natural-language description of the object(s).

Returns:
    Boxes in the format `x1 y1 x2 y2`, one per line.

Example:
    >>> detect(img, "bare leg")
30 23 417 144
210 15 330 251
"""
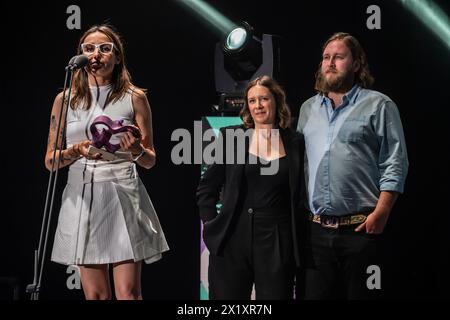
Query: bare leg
112 260 142 300
79 264 111 300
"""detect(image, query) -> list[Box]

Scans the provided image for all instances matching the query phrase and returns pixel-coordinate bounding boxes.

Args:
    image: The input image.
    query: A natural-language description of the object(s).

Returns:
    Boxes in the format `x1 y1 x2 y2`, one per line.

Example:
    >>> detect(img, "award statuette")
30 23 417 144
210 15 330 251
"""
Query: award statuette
88 115 141 161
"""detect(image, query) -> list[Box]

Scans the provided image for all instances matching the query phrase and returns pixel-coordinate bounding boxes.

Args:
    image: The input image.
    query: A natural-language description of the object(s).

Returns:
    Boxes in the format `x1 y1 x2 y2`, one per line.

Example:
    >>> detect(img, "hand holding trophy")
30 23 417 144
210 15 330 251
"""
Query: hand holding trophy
88 115 142 161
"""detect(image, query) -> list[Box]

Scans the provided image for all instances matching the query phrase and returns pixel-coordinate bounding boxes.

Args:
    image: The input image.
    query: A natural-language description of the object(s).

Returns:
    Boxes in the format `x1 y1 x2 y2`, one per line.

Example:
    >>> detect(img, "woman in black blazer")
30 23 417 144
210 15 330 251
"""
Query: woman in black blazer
196 75 305 300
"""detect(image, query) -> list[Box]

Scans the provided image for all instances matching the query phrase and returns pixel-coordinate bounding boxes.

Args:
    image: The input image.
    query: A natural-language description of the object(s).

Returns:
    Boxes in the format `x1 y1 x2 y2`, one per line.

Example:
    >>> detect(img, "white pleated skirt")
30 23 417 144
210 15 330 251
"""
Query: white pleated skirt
51 160 169 265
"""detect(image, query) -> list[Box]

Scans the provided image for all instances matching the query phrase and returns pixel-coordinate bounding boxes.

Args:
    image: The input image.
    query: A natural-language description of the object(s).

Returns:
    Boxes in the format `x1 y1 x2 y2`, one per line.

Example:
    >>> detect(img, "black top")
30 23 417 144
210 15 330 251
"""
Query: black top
243 154 290 214
196 125 306 266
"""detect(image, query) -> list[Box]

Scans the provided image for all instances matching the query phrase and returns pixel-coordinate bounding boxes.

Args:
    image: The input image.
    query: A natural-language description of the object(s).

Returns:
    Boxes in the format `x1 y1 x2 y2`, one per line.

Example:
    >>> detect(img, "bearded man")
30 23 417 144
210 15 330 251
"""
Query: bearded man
296 32 409 299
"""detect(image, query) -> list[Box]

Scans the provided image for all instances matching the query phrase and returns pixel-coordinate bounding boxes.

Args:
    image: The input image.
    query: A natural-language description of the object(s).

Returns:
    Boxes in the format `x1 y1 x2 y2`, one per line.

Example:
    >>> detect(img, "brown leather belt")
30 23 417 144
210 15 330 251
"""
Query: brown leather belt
309 213 368 229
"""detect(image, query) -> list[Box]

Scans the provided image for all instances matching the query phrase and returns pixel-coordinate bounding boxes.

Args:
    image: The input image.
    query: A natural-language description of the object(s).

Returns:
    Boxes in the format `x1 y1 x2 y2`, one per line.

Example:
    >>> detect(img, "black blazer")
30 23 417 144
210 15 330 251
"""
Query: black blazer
196 125 305 266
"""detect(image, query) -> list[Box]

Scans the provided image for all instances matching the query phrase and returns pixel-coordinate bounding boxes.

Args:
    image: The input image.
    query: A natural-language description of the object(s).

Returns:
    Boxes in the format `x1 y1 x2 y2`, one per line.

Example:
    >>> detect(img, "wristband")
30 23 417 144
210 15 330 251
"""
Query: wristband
132 148 145 162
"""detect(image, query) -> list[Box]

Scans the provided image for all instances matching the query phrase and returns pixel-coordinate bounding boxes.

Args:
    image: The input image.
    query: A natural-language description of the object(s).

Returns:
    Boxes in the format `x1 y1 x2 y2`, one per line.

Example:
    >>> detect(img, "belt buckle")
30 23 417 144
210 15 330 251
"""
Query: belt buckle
312 214 321 223
350 214 367 225
320 216 338 229
340 217 350 226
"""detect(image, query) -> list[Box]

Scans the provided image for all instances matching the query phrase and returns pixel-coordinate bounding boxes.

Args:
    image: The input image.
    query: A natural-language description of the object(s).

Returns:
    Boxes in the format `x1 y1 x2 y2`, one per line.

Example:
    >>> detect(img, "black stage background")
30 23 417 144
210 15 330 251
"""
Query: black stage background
0 0 449 300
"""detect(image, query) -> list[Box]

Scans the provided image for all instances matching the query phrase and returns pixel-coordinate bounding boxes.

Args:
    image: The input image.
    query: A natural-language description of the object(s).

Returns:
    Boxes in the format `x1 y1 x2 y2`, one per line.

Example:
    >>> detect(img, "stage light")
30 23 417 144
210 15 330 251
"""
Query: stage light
399 0 450 51
177 1 281 115
225 26 247 51
215 21 281 115
219 22 264 82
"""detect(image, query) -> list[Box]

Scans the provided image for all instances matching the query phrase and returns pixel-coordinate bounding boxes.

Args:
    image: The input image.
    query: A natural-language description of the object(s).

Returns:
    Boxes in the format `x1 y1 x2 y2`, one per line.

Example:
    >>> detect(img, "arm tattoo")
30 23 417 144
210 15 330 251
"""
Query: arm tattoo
50 115 57 132
50 115 57 151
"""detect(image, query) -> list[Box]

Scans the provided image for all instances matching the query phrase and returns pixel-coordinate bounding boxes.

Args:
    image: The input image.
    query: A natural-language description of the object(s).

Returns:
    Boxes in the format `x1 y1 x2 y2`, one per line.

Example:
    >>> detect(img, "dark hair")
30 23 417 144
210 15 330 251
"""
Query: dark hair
314 32 374 94
70 24 144 109
240 75 291 129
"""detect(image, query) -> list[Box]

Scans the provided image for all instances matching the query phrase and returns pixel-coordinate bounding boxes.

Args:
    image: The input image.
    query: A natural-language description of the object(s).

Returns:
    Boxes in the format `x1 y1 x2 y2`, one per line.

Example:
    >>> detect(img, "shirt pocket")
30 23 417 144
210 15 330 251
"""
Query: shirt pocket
338 117 366 142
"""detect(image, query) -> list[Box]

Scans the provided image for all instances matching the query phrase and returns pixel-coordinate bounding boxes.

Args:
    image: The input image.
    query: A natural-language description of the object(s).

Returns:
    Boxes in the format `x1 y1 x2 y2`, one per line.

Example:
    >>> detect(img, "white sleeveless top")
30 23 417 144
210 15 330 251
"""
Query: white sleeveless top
66 84 134 167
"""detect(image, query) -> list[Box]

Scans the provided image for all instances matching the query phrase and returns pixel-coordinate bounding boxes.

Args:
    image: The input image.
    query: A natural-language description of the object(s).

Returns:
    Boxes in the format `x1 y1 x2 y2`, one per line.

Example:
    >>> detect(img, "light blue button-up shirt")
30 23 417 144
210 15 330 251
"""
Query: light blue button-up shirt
297 85 408 216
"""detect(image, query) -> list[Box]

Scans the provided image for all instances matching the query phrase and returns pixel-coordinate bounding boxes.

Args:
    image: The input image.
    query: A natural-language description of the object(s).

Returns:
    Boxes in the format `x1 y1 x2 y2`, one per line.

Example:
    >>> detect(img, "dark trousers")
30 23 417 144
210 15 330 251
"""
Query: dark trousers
297 221 381 300
208 209 295 300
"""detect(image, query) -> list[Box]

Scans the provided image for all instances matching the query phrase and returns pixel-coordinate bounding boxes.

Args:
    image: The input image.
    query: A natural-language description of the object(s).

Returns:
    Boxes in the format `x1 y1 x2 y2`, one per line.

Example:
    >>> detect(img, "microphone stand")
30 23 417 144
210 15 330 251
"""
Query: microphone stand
26 62 79 300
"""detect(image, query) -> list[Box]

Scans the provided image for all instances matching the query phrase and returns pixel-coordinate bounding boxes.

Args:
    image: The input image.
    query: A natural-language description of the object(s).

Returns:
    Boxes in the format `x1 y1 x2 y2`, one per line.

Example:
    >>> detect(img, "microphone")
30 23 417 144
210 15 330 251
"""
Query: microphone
66 54 88 70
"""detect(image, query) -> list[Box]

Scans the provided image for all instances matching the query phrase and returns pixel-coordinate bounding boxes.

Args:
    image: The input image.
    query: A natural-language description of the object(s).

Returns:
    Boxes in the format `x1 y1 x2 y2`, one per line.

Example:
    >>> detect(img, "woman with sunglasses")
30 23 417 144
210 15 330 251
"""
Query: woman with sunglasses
45 24 169 300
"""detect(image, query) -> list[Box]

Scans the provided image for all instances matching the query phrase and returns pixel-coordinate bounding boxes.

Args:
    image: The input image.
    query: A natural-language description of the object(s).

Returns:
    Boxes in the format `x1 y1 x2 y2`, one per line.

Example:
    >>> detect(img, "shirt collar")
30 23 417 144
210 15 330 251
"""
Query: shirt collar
320 84 361 108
